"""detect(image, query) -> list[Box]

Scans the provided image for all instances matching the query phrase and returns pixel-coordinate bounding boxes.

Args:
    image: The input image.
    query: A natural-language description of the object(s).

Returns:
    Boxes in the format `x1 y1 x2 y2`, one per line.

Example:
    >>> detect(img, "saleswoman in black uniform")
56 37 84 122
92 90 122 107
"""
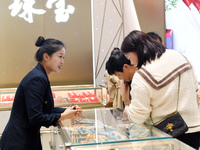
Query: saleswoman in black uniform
0 36 82 150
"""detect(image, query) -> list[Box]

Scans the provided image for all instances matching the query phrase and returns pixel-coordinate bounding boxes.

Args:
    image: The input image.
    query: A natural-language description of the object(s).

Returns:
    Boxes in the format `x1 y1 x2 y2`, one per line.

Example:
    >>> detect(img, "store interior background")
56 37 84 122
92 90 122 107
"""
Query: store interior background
0 0 200 149
0 0 166 139
0 0 167 89
1 0 199 89
165 0 200 83
0 0 93 88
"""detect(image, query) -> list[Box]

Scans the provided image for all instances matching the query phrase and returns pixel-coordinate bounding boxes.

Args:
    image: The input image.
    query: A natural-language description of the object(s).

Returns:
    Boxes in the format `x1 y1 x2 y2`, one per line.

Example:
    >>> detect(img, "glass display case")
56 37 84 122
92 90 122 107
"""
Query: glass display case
0 85 107 150
51 85 106 109
0 85 106 110
0 88 16 110
50 107 194 150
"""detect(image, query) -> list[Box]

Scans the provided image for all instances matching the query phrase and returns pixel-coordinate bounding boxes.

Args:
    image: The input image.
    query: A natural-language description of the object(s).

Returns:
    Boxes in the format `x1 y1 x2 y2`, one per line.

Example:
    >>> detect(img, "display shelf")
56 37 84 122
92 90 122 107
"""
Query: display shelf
0 88 16 110
51 85 105 109
0 85 106 110
53 107 175 150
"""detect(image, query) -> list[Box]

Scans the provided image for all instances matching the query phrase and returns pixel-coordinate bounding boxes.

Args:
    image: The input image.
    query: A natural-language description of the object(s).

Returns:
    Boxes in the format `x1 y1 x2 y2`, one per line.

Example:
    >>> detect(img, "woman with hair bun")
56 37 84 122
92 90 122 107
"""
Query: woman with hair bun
0 36 83 150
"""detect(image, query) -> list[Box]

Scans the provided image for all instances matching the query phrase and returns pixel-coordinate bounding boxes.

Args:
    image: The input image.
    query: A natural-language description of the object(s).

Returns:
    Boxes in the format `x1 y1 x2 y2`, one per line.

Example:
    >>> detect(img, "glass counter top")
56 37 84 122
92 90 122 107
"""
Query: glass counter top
72 138 195 150
57 107 172 148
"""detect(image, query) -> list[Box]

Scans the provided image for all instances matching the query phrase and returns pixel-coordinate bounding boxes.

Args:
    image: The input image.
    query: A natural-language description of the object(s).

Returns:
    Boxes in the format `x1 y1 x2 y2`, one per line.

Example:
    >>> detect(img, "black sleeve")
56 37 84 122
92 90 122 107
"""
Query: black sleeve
24 77 62 127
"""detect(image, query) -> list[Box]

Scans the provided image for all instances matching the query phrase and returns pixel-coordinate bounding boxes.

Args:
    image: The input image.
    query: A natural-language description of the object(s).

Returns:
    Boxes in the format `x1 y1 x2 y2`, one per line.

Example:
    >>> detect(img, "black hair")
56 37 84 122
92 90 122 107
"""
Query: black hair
35 36 65 62
147 32 162 43
111 47 120 55
106 49 132 75
121 30 166 68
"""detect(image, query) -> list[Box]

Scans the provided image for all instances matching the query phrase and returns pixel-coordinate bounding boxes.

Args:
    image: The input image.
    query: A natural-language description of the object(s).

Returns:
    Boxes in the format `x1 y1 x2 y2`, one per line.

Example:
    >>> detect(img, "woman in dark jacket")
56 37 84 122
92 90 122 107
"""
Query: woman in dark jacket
0 36 82 150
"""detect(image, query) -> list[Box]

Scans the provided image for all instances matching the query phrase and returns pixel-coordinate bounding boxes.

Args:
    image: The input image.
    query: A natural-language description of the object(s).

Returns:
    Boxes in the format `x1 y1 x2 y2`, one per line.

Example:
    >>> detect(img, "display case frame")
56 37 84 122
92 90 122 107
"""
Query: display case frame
53 107 177 150
71 138 195 150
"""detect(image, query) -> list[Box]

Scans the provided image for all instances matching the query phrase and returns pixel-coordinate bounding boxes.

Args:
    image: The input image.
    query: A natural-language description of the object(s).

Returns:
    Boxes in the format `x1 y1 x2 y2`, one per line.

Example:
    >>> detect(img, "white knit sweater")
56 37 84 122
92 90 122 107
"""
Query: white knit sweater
128 50 200 133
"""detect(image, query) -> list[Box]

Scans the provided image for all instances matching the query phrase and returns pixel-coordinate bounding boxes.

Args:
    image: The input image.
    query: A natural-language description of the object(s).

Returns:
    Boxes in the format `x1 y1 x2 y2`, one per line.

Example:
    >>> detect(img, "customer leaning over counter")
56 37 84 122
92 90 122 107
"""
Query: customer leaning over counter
106 30 200 149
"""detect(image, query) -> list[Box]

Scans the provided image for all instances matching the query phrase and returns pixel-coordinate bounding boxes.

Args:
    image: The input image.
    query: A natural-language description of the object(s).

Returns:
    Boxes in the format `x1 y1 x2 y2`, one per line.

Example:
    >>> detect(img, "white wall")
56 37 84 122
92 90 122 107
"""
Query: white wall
93 0 140 86
165 1 200 82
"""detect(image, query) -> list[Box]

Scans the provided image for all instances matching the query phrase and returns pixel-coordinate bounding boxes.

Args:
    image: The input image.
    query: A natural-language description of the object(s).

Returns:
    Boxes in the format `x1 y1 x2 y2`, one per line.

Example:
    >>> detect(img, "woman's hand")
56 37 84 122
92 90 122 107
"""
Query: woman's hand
123 105 129 118
58 105 84 121
73 105 85 118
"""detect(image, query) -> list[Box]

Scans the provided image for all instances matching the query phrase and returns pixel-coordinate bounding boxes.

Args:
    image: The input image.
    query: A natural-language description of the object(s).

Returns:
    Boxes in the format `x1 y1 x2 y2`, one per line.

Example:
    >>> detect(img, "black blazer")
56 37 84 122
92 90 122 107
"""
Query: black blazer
0 63 65 150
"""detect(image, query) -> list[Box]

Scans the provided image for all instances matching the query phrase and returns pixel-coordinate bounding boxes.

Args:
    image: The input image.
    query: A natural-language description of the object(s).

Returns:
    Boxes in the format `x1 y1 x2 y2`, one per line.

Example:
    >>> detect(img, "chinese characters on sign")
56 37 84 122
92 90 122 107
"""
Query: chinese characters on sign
8 0 75 23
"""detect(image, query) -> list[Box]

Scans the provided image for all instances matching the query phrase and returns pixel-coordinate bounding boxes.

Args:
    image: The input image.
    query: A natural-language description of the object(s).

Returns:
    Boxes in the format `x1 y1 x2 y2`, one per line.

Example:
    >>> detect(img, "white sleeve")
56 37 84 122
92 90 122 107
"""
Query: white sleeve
128 73 152 124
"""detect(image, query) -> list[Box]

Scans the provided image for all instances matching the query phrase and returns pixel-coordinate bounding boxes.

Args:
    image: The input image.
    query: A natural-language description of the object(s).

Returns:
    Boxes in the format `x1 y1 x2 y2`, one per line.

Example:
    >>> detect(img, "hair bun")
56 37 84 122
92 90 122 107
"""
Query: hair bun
35 36 45 47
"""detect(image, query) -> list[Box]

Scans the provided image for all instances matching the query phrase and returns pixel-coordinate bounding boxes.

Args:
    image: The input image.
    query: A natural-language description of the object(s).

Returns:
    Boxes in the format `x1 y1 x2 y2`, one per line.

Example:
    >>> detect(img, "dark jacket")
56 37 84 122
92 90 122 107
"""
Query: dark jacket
0 63 65 150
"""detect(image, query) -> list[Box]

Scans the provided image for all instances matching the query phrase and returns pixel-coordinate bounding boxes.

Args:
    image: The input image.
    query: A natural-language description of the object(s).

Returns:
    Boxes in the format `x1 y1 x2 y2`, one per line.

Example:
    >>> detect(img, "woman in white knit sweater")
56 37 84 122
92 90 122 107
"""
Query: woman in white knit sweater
106 30 200 149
